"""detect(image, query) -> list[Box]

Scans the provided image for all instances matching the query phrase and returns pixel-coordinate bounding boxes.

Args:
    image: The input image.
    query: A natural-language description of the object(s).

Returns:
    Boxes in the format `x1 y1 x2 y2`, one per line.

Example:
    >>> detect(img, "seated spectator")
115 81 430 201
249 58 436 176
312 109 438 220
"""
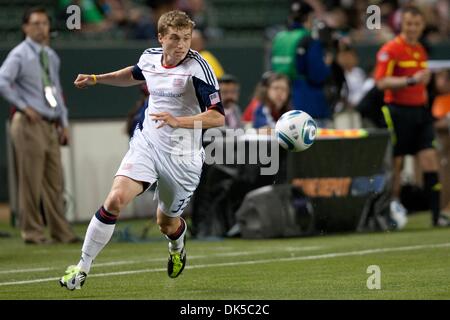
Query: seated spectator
126 83 149 139
242 71 273 128
127 0 177 40
337 46 366 108
355 68 386 129
334 46 366 128
218 74 242 129
428 70 450 214
98 0 128 27
429 69 450 126
191 29 224 78
178 0 222 40
127 3 157 40
252 73 291 130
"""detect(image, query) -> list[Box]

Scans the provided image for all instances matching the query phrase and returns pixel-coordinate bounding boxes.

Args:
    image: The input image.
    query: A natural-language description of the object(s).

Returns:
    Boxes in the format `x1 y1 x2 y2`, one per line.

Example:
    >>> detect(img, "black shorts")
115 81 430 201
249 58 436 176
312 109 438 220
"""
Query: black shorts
382 104 435 156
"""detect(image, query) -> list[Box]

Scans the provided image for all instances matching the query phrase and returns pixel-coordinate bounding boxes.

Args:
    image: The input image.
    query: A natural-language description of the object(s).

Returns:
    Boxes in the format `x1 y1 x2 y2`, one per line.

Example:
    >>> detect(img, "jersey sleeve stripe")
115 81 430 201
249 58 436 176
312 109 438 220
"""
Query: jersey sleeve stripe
190 55 214 86
194 53 217 86
189 51 216 86
386 60 395 76
188 53 212 85
131 64 145 80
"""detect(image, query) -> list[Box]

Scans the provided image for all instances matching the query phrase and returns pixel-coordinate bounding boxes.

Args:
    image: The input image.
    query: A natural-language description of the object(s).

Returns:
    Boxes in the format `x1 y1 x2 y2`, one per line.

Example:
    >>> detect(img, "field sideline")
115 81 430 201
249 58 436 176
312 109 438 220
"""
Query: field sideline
0 212 449 300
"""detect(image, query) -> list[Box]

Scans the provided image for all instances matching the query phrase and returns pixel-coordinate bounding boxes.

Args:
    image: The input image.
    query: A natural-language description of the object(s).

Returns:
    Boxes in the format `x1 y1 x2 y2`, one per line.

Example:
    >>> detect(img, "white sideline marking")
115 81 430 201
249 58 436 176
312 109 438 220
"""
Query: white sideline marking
0 242 449 287
0 267 53 275
0 246 321 275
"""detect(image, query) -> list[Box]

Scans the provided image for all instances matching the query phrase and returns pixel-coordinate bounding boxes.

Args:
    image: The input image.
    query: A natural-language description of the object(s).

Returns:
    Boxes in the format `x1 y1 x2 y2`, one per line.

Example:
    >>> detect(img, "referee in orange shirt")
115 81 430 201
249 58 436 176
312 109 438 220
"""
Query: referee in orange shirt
375 6 448 227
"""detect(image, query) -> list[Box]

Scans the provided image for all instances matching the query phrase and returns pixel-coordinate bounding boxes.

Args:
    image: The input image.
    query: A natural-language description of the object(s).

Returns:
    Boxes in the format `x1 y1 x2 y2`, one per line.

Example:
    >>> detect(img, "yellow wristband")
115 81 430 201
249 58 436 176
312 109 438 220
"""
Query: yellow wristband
91 74 97 85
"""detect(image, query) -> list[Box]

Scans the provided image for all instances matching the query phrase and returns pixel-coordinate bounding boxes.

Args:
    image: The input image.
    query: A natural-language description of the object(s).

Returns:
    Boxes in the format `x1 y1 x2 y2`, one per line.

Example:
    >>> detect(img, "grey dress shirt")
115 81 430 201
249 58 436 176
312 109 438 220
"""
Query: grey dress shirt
0 37 69 127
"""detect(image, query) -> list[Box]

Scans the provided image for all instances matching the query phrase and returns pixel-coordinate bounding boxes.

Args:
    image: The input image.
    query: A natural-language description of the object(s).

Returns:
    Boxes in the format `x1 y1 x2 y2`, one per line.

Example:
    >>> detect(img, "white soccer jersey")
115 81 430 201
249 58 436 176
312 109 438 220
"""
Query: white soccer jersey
132 48 224 155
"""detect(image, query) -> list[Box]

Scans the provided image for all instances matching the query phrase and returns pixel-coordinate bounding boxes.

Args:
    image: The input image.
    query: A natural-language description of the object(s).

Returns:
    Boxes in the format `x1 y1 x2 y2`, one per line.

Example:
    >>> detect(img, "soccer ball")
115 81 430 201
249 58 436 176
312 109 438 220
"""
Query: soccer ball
275 110 317 152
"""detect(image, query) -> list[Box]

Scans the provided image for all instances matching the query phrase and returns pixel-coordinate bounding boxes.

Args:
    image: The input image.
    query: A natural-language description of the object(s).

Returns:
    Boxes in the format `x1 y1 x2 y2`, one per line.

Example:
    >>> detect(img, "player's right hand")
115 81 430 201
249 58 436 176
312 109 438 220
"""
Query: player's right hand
412 69 431 85
23 106 42 123
74 74 96 89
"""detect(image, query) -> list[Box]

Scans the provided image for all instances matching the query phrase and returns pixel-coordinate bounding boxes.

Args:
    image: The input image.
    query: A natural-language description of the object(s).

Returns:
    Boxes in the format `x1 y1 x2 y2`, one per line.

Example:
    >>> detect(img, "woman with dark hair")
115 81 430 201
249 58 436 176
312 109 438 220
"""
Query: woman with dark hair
252 73 291 130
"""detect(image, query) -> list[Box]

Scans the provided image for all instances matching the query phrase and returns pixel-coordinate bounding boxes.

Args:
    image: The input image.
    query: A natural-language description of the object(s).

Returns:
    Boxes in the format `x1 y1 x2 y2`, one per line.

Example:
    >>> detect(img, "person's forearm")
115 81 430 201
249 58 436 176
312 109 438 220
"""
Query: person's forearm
96 66 141 87
177 109 225 129
60 105 69 128
376 76 410 90
0 78 27 109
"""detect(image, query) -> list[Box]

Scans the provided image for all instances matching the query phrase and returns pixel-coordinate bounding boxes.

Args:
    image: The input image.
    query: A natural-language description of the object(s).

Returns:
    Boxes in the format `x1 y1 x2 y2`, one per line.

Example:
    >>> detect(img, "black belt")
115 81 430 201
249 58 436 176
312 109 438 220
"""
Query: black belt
16 109 59 124
41 115 59 124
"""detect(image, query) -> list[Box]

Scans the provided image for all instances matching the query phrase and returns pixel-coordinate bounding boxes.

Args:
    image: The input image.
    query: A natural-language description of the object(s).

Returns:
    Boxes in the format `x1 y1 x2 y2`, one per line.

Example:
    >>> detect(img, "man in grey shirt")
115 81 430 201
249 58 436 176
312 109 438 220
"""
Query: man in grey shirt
218 74 243 129
0 7 78 244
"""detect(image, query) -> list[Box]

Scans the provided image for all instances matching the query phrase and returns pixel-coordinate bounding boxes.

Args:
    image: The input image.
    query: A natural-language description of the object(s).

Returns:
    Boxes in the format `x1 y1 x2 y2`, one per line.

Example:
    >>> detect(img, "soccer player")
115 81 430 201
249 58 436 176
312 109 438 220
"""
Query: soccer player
375 6 449 227
60 10 224 290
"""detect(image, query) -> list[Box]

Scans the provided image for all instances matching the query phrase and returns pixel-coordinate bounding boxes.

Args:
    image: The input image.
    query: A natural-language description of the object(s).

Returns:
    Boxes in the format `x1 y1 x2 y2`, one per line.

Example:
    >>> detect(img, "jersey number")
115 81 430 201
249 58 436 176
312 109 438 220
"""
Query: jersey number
171 194 192 214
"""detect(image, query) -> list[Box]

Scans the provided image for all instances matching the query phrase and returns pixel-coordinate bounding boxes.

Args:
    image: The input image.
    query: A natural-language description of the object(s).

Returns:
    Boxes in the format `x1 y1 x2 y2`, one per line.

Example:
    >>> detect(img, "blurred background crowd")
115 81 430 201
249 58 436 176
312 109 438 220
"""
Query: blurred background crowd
0 0 447 44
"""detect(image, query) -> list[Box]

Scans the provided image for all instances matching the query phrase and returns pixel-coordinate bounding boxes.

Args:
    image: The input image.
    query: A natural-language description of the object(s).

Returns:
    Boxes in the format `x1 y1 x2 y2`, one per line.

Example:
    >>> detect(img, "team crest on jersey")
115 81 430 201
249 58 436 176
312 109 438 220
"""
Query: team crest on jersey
209 92 221 105
378 51 389 62
122 163 133 170
173 78 184 87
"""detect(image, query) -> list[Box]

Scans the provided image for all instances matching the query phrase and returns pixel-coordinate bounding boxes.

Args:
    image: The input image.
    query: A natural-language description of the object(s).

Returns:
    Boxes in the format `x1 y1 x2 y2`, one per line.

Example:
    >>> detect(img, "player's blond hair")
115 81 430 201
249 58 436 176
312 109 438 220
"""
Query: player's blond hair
158 10 195 36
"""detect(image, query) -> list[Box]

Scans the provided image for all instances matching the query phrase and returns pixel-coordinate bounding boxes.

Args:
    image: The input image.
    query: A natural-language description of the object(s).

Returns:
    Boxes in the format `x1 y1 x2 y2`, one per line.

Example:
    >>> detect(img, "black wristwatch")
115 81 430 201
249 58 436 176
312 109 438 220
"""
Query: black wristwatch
406 77 417 86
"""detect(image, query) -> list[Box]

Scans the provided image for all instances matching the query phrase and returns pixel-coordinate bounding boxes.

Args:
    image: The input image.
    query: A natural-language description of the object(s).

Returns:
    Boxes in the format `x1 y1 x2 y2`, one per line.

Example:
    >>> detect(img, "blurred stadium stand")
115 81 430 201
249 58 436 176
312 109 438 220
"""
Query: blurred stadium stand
0 0 289 43
208 0 289 39
0 0 54 42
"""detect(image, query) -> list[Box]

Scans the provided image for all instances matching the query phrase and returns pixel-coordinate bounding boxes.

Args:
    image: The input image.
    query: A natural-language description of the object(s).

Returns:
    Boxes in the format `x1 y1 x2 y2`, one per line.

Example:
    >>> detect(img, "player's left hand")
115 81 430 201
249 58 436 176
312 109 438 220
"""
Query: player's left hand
59 127 70 146
74 74 96 89
150 112 180 129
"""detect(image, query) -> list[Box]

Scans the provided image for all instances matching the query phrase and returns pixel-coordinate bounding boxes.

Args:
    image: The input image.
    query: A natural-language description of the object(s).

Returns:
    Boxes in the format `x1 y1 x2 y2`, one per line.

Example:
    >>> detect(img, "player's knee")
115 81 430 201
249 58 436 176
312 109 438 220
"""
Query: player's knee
158 222 171 235
157 219 176 235
419 153 439 171
105 189 127 213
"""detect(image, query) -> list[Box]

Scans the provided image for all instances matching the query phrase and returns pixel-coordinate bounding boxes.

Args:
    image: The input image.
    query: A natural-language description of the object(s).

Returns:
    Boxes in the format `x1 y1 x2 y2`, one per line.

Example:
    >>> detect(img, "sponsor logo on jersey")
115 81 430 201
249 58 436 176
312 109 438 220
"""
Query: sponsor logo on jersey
149 89 183 97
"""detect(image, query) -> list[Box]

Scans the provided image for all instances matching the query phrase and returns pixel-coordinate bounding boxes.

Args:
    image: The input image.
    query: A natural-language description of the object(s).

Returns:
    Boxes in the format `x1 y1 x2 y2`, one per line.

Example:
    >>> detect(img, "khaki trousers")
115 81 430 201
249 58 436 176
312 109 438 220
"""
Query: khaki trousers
10 112 76 243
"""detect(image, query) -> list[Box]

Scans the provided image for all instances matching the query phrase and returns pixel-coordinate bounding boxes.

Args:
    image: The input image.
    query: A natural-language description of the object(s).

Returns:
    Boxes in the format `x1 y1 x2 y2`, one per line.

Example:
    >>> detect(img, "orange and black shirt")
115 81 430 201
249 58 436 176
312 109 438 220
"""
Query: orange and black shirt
374 35 428 106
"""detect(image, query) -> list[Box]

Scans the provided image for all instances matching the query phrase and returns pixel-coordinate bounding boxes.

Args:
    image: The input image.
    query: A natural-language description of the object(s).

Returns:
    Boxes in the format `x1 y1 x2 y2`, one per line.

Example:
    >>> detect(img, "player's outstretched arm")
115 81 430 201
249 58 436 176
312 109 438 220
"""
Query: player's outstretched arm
74 66 144 89
150 109 225 129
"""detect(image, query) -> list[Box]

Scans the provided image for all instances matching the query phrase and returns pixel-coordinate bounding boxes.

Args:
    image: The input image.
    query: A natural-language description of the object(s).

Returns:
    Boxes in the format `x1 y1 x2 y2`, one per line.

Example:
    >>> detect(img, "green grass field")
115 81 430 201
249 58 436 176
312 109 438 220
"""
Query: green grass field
0 212 449 300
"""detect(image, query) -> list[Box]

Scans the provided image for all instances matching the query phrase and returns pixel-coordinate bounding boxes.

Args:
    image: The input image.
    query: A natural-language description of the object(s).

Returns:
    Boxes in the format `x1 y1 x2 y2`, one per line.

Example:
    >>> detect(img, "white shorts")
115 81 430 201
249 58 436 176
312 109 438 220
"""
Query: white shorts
115 130 204 217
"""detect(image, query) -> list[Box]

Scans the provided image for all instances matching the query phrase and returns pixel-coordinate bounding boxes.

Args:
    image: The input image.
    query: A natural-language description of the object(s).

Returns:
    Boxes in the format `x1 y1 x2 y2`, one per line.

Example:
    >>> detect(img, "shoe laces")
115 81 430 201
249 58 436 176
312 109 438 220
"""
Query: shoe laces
171 252 182 264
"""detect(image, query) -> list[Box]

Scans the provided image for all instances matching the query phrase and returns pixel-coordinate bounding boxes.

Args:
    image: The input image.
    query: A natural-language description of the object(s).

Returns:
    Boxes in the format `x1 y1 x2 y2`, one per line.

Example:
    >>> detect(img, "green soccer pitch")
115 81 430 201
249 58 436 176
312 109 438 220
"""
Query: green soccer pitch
0 212 449 300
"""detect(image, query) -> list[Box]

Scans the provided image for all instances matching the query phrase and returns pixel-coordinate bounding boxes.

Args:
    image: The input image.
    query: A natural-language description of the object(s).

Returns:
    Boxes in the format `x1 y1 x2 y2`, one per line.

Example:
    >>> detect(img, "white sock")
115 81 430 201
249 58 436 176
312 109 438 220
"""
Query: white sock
165 217 187 253
77 214 116 274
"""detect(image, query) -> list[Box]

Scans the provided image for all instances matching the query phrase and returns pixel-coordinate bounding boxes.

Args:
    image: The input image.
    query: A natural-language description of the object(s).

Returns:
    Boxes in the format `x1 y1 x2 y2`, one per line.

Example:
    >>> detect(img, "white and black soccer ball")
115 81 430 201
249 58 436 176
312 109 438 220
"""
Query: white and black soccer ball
275 110 317 152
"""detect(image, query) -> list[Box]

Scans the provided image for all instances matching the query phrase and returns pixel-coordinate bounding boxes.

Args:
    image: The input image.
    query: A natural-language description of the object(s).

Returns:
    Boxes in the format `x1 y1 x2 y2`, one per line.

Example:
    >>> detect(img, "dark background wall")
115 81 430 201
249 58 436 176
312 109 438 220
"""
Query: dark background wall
1 42 450 201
